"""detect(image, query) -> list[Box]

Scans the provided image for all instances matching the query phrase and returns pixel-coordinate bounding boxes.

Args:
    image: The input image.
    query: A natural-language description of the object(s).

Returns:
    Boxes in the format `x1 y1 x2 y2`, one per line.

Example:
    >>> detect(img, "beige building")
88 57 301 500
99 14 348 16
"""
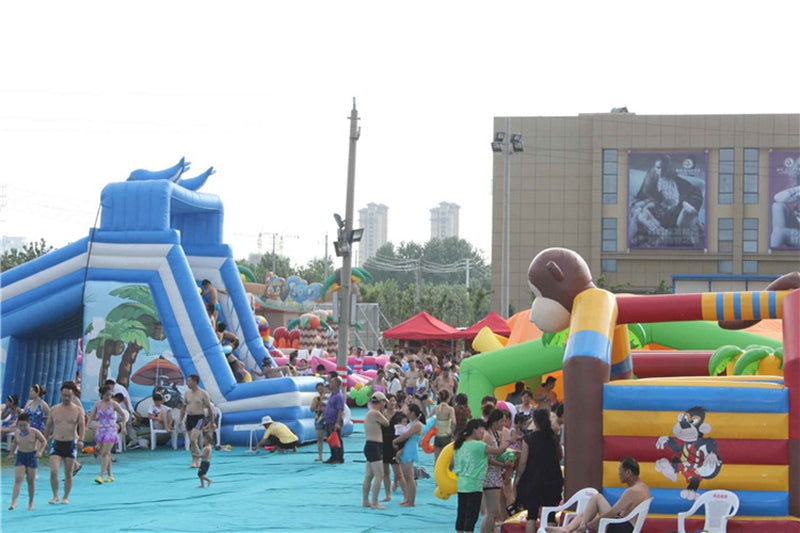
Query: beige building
491 112 800 315
358 202 389 266
430 201 460 240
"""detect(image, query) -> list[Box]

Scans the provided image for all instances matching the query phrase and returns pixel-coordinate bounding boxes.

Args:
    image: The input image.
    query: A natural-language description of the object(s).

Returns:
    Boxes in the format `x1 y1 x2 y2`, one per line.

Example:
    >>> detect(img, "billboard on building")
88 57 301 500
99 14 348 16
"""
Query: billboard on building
628 152 708 249
769 151 800 250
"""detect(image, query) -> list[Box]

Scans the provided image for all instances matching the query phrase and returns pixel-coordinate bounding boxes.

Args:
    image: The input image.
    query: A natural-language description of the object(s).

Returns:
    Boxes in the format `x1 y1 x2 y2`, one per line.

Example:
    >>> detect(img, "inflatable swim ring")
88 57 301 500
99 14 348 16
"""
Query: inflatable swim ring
433 442 457 499
422 426 436 454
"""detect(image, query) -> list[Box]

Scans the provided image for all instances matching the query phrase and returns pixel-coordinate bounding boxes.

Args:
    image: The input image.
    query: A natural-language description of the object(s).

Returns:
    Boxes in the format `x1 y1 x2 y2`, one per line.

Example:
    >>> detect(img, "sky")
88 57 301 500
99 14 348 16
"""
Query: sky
2 1 798 268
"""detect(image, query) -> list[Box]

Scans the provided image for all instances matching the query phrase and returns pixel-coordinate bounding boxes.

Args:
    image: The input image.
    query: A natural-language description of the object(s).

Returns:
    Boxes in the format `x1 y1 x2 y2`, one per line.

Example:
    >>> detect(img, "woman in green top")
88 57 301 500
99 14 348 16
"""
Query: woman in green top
453 419 509 533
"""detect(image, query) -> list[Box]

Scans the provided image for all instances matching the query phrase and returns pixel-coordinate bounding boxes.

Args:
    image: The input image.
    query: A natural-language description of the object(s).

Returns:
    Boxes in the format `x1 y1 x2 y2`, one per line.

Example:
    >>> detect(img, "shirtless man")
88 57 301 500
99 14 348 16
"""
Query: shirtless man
362 392 390 510
43 384 85 505
546 457 650 533
403 359 420 395
201 279 227 322
434 365 457 396
180 374 215 468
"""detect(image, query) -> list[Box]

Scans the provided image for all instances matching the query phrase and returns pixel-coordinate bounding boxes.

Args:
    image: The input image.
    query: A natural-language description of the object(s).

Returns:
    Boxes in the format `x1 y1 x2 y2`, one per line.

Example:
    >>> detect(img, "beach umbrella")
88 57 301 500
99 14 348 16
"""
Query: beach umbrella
131 356 184 386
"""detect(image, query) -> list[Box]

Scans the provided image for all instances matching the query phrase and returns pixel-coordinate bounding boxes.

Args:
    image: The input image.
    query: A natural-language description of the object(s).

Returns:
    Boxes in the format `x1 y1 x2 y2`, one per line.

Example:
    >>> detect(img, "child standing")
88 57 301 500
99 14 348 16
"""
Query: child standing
6 413 47 510
197 432 213 488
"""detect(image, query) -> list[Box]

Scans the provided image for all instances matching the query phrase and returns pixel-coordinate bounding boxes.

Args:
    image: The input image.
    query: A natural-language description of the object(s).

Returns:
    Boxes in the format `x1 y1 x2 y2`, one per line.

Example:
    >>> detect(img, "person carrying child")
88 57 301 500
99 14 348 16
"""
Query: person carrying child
5 412 47 510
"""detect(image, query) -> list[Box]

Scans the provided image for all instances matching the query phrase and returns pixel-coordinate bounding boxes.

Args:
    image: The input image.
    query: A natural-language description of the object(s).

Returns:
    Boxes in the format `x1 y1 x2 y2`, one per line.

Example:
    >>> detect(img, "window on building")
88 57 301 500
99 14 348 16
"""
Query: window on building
601 259 617 272
743 148 759 204
602 218 617 252
718 218 734 253
602 149 617 204
718 260 733 274
718 148 734 204
743 218 758 253
742 260 758 274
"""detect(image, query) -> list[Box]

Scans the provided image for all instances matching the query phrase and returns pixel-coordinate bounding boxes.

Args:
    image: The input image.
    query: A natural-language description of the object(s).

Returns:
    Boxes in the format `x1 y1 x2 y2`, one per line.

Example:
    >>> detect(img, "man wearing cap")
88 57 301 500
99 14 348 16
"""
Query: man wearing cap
362 392 390 509
252 415 299 453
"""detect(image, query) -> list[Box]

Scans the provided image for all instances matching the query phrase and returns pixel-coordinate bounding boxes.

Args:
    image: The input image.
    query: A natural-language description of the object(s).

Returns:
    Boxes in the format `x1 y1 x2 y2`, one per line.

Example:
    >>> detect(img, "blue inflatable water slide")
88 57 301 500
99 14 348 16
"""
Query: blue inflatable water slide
0 159 323 445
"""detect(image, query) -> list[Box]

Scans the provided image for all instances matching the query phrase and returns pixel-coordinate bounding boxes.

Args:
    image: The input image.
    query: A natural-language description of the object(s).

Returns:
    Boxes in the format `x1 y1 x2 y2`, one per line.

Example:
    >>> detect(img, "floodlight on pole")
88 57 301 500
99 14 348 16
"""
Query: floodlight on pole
491 117 523 319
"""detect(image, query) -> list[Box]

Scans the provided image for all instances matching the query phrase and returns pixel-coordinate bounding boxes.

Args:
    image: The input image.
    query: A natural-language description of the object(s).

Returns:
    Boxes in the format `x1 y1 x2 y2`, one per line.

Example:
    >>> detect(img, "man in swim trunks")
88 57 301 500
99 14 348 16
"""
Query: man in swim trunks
43 384 85 505
546 457 650 532
180 374 215 468
362 392 390 510
201 279 227 323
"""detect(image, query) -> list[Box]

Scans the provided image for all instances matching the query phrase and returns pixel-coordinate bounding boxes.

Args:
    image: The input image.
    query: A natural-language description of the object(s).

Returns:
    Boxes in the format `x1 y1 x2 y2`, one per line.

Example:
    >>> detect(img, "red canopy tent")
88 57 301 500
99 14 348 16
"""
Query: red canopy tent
382 311 459 340
455 311 511 339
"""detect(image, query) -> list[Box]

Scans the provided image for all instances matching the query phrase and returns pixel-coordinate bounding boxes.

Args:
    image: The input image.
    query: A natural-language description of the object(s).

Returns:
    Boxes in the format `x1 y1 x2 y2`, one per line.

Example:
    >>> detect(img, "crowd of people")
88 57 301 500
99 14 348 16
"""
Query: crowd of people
1 345 650 533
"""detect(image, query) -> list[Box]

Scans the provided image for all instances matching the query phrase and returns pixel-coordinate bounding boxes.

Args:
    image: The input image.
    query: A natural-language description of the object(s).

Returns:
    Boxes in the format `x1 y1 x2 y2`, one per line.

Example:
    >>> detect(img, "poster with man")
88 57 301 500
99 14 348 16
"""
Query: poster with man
769 151 800 250
628 152 707 249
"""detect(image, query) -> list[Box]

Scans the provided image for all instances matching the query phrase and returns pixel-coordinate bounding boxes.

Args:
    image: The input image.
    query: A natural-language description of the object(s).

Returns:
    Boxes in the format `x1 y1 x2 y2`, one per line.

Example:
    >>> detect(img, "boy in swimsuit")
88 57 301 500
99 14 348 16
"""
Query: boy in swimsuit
197 432 213 488
5 413 47 510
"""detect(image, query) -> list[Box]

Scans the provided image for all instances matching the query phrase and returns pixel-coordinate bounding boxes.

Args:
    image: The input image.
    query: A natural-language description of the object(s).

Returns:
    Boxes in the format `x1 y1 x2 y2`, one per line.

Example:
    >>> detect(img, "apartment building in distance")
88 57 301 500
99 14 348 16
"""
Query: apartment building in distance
430 201 460 240
357 202 389 266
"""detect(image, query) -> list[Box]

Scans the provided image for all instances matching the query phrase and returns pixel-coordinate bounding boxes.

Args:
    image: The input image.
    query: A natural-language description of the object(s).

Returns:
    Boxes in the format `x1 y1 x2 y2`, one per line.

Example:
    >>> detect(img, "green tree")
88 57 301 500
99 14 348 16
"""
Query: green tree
1 238 53 271
296 256 334 284
244 252 294 284
84 285 166 388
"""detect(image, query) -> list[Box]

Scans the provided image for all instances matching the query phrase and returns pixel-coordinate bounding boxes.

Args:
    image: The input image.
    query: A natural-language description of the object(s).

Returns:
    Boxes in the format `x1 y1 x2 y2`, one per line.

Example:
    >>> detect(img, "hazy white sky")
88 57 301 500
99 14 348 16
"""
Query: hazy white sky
2 1 798 267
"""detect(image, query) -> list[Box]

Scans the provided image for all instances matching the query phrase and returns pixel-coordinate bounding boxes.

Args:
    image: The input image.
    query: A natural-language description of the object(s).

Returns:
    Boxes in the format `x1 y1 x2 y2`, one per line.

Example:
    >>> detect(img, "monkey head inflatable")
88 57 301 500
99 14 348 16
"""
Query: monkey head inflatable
528 247 596 332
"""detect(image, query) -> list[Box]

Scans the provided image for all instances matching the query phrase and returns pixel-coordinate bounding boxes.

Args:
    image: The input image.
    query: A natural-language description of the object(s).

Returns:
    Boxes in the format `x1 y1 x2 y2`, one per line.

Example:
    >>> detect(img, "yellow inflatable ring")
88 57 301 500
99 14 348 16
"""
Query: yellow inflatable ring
433 442 457 500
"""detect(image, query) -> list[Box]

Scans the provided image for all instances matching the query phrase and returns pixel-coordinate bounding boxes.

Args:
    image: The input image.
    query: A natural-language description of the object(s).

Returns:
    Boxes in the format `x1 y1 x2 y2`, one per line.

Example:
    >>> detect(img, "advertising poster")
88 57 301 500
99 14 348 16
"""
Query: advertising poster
769 151 800 250
628 152 708 249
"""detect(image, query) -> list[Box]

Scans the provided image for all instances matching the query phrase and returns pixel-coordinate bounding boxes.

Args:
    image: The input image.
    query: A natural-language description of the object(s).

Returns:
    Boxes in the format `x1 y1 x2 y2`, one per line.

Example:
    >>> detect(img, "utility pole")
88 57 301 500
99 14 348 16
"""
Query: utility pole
336 99 360 383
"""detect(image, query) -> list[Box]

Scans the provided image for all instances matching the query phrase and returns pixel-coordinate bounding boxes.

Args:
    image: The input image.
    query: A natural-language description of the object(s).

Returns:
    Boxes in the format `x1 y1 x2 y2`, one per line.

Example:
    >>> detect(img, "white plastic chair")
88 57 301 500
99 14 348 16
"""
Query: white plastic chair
183 406 222 450
597 497 653 533
150 409 180 450
677 490 739 533
536 487 599 532
116 409 129 453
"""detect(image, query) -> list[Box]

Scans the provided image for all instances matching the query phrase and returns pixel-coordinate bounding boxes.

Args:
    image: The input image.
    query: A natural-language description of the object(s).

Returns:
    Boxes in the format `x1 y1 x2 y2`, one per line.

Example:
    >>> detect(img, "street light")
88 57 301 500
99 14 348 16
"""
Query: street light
491 117 523 319
333 213 364 257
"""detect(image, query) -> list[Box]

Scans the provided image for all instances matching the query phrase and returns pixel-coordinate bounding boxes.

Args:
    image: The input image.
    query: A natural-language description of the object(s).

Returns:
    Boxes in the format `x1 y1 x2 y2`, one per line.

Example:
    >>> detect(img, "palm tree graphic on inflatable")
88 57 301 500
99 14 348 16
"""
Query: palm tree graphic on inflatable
84 285 166 388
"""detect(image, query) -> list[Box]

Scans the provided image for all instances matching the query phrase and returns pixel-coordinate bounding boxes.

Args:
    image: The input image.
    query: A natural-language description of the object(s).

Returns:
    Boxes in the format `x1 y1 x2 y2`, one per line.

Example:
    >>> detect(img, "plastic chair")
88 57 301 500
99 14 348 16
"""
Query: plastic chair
150 409 180 450
597 497 653 533
677 490 739 533
183 406 222 450
116 409 129 453
536 487 599 532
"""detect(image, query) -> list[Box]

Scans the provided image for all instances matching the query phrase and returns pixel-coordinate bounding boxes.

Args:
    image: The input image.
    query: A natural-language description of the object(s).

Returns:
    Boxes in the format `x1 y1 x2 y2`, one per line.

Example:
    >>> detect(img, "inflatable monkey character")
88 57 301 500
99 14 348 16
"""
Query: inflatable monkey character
527 247 596 333
655 406 722 500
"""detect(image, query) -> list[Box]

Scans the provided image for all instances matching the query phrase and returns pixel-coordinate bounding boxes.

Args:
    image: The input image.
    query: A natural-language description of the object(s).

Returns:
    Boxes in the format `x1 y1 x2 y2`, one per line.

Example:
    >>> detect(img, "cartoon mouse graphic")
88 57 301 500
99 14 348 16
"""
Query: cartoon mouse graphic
655 406 722 500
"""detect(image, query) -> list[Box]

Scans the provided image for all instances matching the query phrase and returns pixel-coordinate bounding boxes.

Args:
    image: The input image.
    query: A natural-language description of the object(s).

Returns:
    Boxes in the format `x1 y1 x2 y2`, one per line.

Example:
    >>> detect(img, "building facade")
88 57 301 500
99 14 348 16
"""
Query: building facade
430 201 460 240
491 112 800 315
358 202 389 266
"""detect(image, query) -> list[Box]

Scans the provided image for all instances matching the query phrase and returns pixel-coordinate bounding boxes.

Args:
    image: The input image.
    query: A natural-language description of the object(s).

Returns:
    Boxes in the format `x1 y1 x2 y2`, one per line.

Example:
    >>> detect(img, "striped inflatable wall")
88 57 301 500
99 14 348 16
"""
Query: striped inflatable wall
602 376 789 516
